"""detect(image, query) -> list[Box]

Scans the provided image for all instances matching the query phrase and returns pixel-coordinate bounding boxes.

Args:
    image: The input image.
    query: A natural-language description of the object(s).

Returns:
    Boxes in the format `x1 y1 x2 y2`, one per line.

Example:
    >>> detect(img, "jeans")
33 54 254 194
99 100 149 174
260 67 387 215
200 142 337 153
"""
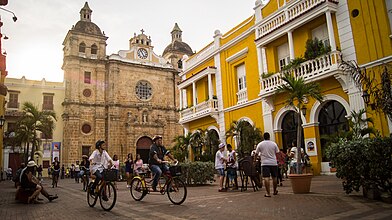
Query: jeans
91 170 103 190
150 164 169 189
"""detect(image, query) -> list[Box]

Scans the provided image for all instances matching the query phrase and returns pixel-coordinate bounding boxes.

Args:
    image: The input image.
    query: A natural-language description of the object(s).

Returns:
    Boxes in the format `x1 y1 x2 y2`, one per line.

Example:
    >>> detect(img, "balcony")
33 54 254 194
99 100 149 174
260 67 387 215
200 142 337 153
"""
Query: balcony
255 0 339 43
259 51 341 97
237 89 248 105
179 99 218 124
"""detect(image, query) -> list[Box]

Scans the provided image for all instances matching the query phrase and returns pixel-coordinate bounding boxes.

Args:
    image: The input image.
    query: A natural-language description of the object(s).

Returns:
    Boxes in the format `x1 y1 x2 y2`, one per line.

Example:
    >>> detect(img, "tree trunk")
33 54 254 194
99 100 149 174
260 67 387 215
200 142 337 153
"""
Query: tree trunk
25 143 30 163
296 106 302 174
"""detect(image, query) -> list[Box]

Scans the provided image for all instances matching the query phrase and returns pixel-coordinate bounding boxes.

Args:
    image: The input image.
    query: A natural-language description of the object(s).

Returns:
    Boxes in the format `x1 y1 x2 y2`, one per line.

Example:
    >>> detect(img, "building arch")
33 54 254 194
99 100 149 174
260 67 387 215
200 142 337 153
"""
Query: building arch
238 116 254 126
310 94 350 124
274 105 306 131
136 136 153 163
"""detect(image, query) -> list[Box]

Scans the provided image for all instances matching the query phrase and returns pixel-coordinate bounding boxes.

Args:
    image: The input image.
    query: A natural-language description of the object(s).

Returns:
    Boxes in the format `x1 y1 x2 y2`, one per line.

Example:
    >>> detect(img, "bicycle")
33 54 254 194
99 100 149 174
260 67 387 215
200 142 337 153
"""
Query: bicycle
87 169 117 211
130 161 187 205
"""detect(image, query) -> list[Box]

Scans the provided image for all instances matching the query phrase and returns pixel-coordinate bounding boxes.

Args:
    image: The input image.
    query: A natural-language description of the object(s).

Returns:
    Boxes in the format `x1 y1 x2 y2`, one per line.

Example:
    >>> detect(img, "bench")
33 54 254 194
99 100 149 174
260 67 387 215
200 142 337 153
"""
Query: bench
15 187 34 204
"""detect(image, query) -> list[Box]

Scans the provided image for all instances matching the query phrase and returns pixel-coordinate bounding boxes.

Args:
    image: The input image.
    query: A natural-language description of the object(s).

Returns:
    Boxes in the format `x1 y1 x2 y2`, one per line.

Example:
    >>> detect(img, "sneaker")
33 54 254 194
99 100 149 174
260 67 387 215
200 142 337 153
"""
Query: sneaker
126 184 131 188
218 188 227 192
48 195 58 202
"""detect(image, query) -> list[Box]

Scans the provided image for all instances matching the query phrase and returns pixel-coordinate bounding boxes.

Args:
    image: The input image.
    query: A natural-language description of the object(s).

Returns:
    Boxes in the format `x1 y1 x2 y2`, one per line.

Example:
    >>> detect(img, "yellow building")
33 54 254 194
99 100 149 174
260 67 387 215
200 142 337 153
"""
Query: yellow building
4 77 65 176
178 0 392 174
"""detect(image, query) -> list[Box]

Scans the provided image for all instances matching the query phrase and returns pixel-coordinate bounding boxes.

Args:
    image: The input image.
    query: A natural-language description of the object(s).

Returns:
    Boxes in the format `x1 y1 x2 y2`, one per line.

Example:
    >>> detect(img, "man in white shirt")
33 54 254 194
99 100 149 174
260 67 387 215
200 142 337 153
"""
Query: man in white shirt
289 140 304 174
215 143 227 192
255 132 279 197
89 140 113 194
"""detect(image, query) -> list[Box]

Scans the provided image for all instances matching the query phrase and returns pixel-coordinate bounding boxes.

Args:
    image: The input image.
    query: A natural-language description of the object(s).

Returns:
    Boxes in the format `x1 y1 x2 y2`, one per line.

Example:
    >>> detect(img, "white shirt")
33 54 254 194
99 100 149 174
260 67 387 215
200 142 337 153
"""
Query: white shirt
215 150 225 169
290 147 304 162
255 140 279 166
89 149 113 174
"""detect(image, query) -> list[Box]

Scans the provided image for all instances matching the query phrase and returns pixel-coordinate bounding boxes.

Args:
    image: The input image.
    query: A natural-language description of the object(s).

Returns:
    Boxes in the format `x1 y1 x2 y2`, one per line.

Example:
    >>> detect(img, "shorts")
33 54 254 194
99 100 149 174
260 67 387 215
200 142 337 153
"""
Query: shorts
261 165 278 178
216 168 225 177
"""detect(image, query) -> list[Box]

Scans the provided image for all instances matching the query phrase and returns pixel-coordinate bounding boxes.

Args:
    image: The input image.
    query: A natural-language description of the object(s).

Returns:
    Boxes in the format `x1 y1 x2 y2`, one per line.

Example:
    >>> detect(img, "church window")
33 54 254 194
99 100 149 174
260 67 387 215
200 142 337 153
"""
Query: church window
136 39 139 44
146 42 149 46
42 94 54 110
79 43 86 53
142 111 148 123
84 71 91 84
141 39 144 44
81 124 92 134
135 80 153 101
91 44 98 55
83 89 92 97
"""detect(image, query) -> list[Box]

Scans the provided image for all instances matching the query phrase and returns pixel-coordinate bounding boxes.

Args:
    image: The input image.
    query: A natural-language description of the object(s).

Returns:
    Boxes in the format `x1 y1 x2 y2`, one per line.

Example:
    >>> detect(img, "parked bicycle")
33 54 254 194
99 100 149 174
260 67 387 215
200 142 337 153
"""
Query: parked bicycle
130 161 186 205
87 169 117 211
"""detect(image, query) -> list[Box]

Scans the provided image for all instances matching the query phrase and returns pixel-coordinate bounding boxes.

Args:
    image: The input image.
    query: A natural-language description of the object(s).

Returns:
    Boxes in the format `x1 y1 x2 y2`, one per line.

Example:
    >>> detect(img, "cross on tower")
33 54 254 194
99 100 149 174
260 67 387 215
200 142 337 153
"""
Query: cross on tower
140 29 145 34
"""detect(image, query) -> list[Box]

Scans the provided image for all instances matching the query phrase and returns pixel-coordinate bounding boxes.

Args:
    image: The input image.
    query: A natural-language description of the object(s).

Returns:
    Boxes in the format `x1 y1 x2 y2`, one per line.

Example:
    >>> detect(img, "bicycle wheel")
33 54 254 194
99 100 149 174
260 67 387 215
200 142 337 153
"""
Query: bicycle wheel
130 178 146 201
99 182 117 211
87 182 98 207
167 178 187 205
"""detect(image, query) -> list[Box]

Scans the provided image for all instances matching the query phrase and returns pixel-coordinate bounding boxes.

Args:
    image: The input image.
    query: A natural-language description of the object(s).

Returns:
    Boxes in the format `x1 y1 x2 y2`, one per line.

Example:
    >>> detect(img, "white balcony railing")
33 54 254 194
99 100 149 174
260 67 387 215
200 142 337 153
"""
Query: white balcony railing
236 89 248 105
259 51 341 97
256 0 338 39
179 99 218 123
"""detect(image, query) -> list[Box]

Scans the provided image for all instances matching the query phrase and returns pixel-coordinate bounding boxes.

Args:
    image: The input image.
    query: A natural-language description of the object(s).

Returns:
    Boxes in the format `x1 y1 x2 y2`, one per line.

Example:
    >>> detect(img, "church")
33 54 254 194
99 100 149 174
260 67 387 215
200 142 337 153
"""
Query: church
62 2 193 163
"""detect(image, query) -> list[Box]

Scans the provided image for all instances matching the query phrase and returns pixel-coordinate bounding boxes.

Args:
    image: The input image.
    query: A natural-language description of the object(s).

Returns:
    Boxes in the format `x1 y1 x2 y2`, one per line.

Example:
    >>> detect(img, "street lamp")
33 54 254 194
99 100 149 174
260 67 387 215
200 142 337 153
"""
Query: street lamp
0 115 5 128
0 7 17 22
362 90 370 105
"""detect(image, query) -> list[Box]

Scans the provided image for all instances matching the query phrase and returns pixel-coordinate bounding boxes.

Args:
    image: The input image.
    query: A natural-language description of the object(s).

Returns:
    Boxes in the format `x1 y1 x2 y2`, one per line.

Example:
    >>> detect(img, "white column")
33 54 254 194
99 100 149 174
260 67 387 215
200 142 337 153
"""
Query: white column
256 46 264 75
326 10 337 51
208 73 213 99
192 82 196 105
179 89 183 109
253 0 264 24
183 89 187 107
261 47 268 73
287 30 295 60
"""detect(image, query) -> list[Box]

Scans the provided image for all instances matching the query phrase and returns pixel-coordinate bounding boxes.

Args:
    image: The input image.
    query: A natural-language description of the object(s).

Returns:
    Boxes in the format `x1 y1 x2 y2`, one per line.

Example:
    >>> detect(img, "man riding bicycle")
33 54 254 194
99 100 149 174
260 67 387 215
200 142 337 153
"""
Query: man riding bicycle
148 135 177 192
89 140 113 195
79 155 90 190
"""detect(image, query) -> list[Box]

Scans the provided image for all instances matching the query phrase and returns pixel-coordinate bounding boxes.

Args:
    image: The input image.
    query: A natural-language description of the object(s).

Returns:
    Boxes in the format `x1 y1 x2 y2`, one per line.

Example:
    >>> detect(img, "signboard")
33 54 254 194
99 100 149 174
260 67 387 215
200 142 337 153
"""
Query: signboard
52 142 61 161
43 143 51 158
305 138 317 156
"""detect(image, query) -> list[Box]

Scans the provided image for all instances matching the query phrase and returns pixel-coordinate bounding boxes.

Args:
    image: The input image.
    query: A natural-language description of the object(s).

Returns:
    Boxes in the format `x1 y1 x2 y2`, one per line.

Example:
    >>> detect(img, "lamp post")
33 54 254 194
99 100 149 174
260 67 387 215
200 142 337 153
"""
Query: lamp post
301 105 307 117
0 115 5 128
362 90 370 105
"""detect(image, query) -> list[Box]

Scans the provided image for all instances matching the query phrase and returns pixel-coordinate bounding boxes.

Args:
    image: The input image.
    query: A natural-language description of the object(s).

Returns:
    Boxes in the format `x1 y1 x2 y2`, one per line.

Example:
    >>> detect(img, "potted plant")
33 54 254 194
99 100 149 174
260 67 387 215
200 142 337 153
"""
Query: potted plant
277 72 324 193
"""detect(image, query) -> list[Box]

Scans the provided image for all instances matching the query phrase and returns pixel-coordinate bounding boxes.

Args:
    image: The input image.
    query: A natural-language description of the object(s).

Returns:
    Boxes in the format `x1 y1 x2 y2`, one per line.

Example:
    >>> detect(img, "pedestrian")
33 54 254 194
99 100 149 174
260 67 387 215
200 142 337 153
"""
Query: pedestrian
112 154 120 189
133 154 144 175
148 135 177 192
276 148 286 186
215 143 227 192
70 164 75 179
124 153 134 188
255 132 279 197
289 140 304 174
61 164 65 179
20 160 58 203
226 144 238 190
74 161 80 183
51 157 60 188
37 165 43 182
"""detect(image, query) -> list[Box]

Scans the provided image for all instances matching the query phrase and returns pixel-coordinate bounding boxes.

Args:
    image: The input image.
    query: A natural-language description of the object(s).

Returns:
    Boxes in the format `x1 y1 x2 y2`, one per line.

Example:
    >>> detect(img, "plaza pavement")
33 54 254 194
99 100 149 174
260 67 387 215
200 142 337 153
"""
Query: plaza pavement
0 175 391 220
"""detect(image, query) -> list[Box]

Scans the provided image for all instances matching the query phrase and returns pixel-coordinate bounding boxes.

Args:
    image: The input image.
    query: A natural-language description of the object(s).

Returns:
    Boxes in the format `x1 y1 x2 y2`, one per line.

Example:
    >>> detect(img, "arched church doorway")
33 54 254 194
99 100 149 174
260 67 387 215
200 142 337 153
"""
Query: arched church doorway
281 110 304 152
136 136 153 164
318 100 348 161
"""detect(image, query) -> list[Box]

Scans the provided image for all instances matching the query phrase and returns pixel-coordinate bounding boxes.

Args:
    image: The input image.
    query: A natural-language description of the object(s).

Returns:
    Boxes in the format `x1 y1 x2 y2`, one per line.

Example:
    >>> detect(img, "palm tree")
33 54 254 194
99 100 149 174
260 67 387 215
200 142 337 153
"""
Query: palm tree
277 73 324 174
204 129 220 161
172 133 191 162
189 129 206 161
15 102 57 163
226 120 262 158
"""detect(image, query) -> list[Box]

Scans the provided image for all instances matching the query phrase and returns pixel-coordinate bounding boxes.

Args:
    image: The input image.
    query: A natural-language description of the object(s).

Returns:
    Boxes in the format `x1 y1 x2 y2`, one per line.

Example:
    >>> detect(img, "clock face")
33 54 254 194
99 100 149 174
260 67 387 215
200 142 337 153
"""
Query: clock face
137 48 148 59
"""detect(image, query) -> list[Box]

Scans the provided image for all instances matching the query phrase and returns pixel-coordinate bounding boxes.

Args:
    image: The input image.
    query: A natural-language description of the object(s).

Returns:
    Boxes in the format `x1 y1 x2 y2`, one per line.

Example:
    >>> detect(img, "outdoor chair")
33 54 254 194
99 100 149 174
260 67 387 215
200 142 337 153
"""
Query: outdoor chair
239 158 260 192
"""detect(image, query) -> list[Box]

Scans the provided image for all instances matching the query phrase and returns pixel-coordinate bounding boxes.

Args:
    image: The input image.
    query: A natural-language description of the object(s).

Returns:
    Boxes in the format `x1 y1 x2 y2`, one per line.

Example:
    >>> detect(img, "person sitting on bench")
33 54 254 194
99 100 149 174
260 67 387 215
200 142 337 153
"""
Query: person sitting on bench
20 160 58 203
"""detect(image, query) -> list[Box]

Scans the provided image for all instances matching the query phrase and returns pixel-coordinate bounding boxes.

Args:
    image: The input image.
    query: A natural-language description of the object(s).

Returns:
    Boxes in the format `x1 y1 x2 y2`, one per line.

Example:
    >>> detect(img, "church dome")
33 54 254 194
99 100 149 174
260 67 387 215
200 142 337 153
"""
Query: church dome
163 40 194 57
74 20 103 36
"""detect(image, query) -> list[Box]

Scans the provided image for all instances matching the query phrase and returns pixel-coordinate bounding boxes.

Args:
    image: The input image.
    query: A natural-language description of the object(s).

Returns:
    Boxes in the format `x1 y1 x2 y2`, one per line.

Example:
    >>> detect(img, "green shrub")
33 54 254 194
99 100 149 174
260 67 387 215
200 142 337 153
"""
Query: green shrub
326 137 392 195
178 161 215 185
304 38 331 60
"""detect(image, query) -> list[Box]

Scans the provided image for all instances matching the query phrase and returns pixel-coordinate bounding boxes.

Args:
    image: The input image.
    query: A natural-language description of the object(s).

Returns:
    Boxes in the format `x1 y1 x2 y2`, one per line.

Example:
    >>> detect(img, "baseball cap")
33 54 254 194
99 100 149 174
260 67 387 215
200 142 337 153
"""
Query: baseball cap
218 143 225 149
27 161 37 167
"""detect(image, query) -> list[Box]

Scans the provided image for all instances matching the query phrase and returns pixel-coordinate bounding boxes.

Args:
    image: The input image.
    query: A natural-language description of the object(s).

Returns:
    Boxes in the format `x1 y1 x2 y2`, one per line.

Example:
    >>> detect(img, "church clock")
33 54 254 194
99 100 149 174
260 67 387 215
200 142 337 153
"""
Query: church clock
137 48 148 59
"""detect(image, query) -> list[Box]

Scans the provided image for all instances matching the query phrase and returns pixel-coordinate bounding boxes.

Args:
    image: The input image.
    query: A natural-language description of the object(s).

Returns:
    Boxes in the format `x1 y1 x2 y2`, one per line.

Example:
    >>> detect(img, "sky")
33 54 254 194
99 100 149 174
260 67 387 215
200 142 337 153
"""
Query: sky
1 0 257 82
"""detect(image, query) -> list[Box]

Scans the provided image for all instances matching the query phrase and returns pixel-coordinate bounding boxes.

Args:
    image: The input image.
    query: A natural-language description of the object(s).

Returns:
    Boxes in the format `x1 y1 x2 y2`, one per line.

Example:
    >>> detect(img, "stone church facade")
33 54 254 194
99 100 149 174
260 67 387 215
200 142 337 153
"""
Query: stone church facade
62 2 193 164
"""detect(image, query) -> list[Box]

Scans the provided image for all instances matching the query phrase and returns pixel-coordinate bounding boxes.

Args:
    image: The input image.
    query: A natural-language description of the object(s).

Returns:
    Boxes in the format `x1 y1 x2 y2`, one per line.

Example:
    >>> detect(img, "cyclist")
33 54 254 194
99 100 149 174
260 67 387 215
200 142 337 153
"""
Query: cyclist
51 157 60 187
80 155 90 190
148 135 177 192
89 140 113 194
